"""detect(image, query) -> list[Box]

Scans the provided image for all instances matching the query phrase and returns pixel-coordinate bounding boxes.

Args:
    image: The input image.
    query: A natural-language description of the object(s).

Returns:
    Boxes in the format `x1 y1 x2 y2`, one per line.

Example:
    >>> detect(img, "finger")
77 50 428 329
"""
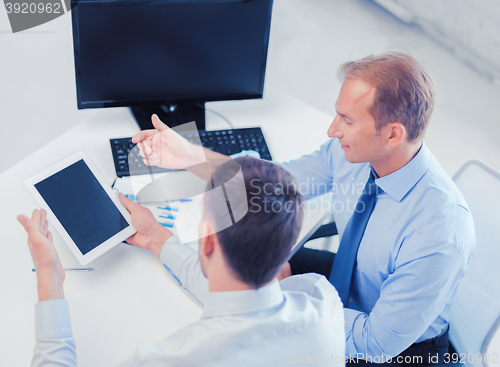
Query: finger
124 233 138 247
137 139 153 158
40 209 48 235
141 147 159 164
132 129 157 144
31 210 41 231
152 114 169 132
146 153 159 161
139 141 153 157
17 214 42 239
143 158 160 167
137 143 146 158
118 193 140 212
42 217 49 237
47 231 53 243
17 214 30 228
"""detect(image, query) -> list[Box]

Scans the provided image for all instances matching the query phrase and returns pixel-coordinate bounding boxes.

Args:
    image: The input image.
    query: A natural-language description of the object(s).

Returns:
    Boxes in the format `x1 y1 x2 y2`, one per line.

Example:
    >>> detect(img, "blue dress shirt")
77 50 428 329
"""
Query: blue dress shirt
280 139 475 359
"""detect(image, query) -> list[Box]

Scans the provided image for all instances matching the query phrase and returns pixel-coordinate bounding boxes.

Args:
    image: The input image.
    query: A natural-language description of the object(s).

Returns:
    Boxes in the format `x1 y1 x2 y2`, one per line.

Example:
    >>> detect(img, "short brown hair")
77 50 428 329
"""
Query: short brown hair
338 52 435 142
203 157 304 288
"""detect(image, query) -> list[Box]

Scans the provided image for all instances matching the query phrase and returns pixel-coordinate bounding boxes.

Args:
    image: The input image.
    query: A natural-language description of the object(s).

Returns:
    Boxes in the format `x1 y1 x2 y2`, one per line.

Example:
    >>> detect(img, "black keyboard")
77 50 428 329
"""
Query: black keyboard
110 127 272 177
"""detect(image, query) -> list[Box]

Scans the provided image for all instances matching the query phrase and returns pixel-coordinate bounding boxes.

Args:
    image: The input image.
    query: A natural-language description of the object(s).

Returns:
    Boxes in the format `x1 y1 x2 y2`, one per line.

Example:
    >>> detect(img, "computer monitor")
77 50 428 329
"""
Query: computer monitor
71 0 274 130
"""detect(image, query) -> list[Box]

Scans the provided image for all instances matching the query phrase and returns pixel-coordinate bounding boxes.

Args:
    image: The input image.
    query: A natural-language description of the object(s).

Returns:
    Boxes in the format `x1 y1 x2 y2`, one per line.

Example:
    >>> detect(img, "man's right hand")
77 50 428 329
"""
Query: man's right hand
132 114 206 170
119 193 173 258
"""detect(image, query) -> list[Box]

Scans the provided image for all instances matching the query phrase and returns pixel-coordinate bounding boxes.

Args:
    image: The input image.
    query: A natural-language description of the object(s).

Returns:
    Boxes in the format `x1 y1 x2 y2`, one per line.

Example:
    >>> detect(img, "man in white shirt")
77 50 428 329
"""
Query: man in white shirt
18 156 345 367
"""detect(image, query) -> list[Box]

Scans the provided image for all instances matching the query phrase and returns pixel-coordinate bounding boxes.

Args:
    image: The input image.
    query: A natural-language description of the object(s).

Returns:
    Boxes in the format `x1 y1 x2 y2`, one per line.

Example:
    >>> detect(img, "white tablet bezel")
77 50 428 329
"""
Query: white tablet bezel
23 150 136 265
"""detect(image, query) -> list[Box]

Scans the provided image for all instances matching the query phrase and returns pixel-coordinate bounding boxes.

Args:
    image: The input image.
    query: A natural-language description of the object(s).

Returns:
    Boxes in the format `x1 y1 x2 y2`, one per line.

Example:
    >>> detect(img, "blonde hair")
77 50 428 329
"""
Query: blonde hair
338 52 435 142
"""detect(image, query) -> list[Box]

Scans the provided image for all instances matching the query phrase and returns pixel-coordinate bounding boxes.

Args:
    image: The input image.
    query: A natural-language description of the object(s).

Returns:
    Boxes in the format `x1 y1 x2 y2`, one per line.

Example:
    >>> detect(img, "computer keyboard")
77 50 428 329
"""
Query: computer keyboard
110 127 272 177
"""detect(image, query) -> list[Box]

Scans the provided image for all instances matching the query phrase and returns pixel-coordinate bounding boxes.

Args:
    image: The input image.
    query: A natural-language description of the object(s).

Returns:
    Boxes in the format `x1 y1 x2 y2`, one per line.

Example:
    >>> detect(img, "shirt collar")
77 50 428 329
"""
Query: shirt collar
201 280 284 319
373 142 430 202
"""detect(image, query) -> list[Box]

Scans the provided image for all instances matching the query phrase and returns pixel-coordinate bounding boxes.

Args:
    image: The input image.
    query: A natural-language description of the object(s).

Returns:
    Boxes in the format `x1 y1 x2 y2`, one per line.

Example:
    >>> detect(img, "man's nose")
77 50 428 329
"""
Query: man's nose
327 115 342 138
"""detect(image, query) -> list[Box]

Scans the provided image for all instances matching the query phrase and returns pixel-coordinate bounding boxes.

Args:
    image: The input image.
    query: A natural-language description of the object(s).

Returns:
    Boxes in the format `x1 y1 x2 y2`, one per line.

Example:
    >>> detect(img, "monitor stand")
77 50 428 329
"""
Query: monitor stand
130 102 206 131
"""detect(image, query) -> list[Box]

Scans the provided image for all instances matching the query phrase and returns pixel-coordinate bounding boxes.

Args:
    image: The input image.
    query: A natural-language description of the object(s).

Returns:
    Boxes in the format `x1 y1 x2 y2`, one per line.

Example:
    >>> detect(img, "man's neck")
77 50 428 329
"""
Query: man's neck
208 274 276 293
371 141 423 178
209 278 254 292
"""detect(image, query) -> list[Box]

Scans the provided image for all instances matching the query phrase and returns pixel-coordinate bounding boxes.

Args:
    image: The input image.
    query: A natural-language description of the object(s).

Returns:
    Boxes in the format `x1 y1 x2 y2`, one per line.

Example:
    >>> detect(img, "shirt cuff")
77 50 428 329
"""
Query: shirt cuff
343 307 365 357
34 300 73 341
160 235 198 277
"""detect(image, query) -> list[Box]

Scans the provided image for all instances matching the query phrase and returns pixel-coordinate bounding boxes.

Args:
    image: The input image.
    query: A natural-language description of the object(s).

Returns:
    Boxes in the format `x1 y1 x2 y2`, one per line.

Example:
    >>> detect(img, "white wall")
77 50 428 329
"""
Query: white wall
373 0 500 85
265 0 500 176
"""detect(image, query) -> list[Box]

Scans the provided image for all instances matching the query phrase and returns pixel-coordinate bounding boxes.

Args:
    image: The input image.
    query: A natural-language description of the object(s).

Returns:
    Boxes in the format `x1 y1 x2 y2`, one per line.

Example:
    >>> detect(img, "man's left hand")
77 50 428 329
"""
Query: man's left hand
17 209 65 302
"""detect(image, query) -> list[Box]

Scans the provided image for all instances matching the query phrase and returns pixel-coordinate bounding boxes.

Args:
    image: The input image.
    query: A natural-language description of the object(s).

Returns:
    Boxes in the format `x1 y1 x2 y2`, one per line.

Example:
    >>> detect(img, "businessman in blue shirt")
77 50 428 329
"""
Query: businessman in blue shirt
276 52 476 364
134 52 476 365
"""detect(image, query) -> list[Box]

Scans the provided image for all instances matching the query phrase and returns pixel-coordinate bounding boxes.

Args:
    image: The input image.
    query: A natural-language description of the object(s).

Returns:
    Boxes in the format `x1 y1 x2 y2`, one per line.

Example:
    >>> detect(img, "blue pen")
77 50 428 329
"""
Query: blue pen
32 268 93 272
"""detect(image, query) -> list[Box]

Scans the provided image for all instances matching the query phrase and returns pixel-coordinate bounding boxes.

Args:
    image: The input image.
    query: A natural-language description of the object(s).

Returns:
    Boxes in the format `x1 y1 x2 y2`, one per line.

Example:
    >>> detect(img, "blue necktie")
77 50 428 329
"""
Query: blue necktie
329 172 378 306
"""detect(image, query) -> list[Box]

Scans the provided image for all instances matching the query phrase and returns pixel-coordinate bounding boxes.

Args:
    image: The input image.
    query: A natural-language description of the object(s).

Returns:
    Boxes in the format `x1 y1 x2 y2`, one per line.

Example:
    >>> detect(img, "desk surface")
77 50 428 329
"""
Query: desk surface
0 89 333 366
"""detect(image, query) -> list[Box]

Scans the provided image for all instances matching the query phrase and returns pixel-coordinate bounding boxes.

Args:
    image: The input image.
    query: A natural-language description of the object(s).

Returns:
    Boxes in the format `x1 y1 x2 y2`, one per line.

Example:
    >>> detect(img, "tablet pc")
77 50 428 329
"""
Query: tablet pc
23 150 136 265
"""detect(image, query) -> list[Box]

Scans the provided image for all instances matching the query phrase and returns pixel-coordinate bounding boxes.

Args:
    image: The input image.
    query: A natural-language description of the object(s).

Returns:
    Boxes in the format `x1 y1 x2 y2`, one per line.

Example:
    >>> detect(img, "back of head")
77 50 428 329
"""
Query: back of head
338 52 435 142
203 156 304 288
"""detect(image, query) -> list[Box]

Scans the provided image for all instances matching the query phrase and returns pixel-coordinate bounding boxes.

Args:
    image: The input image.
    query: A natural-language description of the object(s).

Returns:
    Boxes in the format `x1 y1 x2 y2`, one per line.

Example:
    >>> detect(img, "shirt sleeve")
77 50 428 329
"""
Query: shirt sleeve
279 139 336 200
160 235 209 306
344 241 467 359
32 300 77 367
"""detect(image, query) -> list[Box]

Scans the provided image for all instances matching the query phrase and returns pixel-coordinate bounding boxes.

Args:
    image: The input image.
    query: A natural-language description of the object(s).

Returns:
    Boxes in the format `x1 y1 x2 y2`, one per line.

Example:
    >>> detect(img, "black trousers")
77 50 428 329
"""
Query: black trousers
289 247 450 367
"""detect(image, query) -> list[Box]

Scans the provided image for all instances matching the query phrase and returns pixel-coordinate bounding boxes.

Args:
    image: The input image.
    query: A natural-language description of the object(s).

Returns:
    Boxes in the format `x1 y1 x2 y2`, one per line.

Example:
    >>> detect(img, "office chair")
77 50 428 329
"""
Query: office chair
306 221 338 242
447 160 500 367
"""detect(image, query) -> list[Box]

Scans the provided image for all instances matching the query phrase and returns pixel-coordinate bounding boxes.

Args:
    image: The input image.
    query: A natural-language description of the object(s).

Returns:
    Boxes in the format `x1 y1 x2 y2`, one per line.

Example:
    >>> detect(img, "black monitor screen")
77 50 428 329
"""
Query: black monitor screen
72 0 273 108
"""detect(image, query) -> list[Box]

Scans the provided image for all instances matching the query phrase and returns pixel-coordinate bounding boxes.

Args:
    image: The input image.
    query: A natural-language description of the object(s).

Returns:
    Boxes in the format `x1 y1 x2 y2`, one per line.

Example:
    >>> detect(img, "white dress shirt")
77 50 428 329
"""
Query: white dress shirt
32 236 346 366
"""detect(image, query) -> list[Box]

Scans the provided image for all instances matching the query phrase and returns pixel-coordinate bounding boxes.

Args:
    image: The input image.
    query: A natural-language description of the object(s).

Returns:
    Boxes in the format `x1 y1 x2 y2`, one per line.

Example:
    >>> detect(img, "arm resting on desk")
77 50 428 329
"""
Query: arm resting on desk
160 235 209 306
32 300 76 367
118 194 208 305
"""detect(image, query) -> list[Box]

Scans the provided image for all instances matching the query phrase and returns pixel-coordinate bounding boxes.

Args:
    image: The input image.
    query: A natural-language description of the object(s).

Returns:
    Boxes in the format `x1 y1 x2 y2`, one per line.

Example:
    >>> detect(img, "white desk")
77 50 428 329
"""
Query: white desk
0 89 334 366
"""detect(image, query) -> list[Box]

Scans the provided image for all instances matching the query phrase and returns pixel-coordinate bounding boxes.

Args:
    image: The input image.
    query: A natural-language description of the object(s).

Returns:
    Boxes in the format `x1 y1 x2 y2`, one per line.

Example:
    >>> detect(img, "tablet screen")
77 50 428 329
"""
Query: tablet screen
34 159 129 255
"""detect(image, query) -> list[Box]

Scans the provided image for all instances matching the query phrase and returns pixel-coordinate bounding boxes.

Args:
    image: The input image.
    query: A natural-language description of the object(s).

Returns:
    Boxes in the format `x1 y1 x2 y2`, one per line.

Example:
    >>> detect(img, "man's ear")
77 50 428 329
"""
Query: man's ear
386 122 406 147
199 221 216 257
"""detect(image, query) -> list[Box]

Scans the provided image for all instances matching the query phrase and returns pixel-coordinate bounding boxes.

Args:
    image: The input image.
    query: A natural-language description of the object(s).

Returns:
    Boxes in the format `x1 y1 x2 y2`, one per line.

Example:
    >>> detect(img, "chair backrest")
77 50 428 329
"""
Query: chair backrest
450 160 500 367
